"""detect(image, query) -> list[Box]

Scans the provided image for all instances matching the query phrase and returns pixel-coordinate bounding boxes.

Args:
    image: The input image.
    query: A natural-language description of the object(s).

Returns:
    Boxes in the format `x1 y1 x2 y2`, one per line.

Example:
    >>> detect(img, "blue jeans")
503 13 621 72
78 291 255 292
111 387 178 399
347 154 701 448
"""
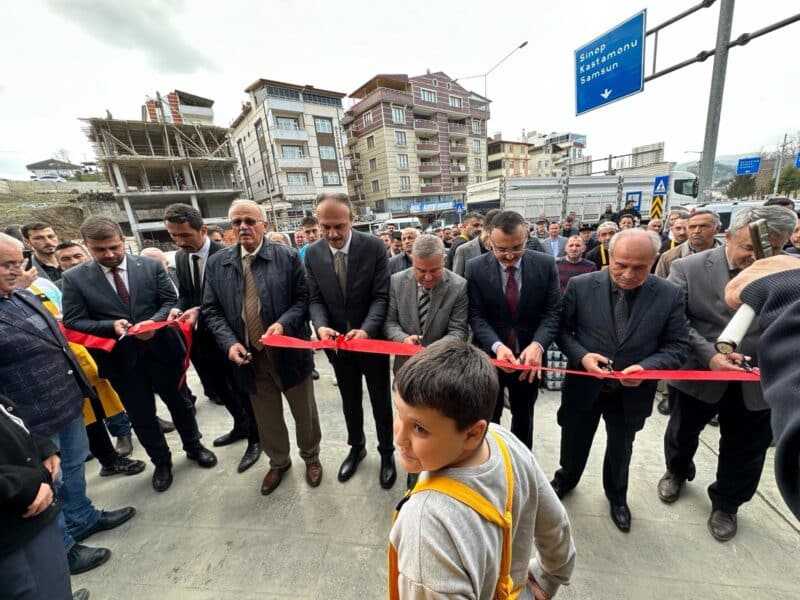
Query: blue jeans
106 411 132 437
50 415 101 551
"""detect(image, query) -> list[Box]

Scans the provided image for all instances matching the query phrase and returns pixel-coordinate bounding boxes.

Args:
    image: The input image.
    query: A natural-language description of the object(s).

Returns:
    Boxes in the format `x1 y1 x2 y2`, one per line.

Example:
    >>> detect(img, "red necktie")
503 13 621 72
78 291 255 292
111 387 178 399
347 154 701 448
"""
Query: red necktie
111 266 131 309
505 266 518 351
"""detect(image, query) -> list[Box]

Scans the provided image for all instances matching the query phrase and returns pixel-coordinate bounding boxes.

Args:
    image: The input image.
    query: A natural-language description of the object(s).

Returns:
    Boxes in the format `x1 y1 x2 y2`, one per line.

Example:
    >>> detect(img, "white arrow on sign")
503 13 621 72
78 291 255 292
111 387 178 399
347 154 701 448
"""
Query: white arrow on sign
600 88 612 99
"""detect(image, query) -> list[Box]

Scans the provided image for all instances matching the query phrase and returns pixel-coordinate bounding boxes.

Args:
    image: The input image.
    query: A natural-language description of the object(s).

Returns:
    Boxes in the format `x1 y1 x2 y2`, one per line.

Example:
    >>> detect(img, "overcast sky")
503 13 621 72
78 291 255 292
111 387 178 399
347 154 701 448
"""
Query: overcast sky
1 0 797 179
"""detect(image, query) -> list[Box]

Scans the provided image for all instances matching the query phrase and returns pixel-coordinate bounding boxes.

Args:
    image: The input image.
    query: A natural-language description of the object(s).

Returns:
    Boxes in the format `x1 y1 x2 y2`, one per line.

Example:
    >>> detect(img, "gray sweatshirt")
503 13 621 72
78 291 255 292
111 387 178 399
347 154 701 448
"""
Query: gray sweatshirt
390 424 575 599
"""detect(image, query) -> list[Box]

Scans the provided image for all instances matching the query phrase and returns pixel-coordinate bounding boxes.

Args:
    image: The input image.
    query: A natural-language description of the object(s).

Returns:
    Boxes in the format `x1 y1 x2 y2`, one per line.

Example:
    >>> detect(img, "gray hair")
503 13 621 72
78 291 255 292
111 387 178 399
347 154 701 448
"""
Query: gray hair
411 234 445 259
315 192 353 217
608 228 661 257
689 207 721 229
729 206 797 238
269 232 292 246
229 199 267 221
597 221 619 233
0 232 24 250
668 209 690 221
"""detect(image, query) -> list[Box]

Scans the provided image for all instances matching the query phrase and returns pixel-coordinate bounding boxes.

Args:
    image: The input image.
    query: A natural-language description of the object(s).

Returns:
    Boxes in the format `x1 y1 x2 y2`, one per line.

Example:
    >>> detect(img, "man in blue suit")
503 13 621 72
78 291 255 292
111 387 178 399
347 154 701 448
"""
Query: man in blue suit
551 228 690 533
466 210 561 449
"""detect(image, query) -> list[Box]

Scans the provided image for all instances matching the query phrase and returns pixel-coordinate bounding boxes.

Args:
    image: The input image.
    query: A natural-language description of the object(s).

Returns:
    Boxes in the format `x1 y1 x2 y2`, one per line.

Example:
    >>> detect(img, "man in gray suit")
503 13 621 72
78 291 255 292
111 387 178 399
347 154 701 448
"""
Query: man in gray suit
544 222 568 258
660 206 797 541
452 209 500 277
384 234 468 373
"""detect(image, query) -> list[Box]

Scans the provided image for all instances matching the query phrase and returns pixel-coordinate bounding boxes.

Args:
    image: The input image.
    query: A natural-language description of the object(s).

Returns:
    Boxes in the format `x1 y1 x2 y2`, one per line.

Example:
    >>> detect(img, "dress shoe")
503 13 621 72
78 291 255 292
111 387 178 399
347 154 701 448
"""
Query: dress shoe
73 589 90 600
67 544 111 575
709 415 719 427
261 463 291 495
311 368 320 380
99 456 146 478
610 503 631 532
115 434 133 457
237 442 262 473
337 447 366 482
656 397 671 416
73 506 136 542
657 470 686 503
708 509 737 541
186 444 218 468
213 430 248 447
152 462 173 492
306 461 323 487
549 478 571 500
380 454 397 489
158 417 176 433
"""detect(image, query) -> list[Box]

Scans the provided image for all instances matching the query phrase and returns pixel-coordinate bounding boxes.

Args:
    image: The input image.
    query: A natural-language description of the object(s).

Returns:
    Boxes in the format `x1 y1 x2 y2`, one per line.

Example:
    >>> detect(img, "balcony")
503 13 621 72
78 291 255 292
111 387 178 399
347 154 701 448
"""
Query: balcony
418 163 441 173
416 142 439 156
347 172 363 182
270 125 309 141
348 152 361 163
414 119 437 132
448 123 468 138
450 162 469 173
452 185 467 192
449 144 468 156
420 185 442 194
276 156 313 169
266 97 305 113
282 183 317 197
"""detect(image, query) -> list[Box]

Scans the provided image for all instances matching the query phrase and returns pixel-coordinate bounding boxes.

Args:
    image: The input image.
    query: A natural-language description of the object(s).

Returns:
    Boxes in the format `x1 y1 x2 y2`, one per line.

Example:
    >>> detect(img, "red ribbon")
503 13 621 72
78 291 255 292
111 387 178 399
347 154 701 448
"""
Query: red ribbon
60 325 117 352
260 334 760 382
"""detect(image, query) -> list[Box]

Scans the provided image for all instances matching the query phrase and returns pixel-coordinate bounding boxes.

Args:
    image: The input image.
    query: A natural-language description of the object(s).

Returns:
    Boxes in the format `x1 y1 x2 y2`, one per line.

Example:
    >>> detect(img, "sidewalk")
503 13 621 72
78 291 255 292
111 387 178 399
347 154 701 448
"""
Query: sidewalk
74 360 800 599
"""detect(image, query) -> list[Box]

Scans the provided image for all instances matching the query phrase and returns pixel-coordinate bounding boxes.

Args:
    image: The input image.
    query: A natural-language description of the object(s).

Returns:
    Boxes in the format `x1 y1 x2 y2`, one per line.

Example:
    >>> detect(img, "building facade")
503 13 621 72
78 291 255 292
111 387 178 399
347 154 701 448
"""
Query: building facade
142 90 215 126
527 131 588 177
341 72 489 216
230 79 348 227
26 159 83 179
487 135 533 179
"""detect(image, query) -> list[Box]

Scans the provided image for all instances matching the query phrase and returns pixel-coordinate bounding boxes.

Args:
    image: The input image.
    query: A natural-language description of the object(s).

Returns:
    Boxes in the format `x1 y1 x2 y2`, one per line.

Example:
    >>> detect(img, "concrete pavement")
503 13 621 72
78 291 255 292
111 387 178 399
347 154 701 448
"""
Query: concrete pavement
73 358 800 599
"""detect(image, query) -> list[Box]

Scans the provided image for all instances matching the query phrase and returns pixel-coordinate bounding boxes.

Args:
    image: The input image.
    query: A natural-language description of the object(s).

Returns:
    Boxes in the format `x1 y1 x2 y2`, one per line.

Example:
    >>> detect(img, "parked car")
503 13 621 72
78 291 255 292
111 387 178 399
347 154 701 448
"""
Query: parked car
35 175 67 182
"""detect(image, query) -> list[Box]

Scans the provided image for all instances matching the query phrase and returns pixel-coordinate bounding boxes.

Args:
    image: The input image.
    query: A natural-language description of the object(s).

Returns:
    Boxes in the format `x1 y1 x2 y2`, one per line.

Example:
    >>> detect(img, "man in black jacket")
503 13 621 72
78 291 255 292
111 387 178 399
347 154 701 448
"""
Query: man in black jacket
164 204 261 473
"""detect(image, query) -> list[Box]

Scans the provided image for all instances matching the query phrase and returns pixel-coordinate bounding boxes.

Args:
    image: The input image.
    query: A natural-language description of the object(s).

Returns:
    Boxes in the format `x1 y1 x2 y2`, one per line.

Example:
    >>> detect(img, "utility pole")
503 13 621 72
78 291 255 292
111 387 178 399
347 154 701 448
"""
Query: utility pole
697 0 735 202
773 133 788 196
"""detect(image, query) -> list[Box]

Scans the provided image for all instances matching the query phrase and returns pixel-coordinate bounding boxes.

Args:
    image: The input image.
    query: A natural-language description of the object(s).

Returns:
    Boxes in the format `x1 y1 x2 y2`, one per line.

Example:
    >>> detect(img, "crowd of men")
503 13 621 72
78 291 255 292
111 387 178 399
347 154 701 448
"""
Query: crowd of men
1 192 799 599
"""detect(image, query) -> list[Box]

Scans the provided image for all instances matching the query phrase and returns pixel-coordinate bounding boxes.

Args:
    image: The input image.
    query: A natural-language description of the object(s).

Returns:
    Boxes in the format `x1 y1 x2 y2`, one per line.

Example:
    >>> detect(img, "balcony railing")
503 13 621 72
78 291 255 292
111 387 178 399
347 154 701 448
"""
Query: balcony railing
414 119 437 131
420 185 442 193
270 125 309 141
452 185 466 192
277 156 313 169
418 163 441 173
347 172 363 182
449 144 468 155
416 142 439 153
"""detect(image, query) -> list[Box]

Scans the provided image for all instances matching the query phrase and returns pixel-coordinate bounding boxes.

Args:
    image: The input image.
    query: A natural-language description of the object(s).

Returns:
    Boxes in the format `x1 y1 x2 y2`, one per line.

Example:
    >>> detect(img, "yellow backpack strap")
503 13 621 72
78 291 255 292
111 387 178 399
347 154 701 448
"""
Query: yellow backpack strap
29 283 59 317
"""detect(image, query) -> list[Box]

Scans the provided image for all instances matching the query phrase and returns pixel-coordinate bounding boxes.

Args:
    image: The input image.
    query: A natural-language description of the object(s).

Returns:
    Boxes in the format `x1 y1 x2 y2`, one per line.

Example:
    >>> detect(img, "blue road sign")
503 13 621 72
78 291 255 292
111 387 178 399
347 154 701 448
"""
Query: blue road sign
736 156 761 176
653 175 669 196
795 153 800 169
625 191 642 211
575 10 647 116
454 202 464 213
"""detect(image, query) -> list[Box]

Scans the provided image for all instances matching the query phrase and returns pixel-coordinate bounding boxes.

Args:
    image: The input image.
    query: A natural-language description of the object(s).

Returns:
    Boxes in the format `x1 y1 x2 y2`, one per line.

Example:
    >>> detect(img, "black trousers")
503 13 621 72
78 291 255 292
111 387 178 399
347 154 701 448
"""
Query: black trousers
192 328 258 443
492 368 539 449
327 350 393 455
554 388 647 504
109 350 201 466
665 384 772 514
84 394 117 468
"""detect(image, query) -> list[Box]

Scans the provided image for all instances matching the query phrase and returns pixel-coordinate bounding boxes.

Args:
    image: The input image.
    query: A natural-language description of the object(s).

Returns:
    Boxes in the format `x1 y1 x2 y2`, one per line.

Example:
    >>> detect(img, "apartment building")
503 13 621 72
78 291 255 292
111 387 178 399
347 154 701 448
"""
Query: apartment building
487 135 533 179
231 79 348 222
341 72 489 215
527 131 588 177
142 90 215 126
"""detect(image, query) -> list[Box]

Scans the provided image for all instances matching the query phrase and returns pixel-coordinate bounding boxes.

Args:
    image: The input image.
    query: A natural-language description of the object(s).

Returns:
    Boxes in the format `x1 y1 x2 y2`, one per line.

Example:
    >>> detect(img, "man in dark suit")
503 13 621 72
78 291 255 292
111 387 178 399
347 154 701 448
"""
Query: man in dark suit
388 227 419 275
551 228 689 532
661 206 797 541
305 192 396 489
62 217 216 493
445 211 483 271
203 200 322 496
163 203 261 473
466 210 561 449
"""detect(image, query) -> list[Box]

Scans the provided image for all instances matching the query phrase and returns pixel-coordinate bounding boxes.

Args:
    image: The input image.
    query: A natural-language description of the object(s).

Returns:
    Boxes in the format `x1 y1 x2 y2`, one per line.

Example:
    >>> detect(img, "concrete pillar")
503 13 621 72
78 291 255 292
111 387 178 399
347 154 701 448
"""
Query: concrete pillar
182 165 194 190
121 196 142 249
190 194 200 211
111 162 127 193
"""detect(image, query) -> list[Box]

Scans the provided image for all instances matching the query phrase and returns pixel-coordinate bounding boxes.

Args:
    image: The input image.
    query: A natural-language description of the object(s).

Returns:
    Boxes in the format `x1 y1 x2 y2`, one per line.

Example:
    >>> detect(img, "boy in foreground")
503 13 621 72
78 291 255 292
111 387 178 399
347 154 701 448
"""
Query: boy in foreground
389 340 575 599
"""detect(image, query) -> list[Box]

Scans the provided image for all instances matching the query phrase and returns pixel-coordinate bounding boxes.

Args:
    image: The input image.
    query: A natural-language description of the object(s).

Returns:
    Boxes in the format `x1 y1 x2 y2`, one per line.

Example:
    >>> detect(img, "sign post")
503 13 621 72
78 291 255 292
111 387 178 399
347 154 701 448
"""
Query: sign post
651 175 668 220
575 10 647 115
736 156 762 176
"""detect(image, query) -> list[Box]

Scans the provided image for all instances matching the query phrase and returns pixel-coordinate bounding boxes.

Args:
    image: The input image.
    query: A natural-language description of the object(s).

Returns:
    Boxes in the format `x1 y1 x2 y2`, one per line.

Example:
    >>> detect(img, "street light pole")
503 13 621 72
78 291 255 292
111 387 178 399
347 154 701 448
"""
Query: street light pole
773 133 788 196
454 40 529 99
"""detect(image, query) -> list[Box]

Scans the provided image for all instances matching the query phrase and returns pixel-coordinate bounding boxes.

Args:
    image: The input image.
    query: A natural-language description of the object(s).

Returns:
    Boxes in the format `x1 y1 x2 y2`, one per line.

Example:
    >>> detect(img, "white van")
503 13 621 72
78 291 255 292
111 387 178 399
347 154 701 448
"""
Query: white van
381 217 422 231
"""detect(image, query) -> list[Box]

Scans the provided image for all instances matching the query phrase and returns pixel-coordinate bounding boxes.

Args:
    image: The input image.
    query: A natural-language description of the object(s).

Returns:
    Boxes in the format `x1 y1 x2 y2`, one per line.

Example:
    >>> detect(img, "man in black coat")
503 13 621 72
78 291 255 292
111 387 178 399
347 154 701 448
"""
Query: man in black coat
551 229 689 533
466 210 561 449
62 217 216 493
305 192 396 489
203 200 321 496
164 203 261 473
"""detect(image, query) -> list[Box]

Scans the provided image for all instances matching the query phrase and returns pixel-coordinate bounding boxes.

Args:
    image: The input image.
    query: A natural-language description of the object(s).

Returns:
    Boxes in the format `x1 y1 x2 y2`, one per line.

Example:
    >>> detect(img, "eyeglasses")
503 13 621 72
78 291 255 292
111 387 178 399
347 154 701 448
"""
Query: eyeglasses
231 217 261 227
491 245 525 257
0 261 25 272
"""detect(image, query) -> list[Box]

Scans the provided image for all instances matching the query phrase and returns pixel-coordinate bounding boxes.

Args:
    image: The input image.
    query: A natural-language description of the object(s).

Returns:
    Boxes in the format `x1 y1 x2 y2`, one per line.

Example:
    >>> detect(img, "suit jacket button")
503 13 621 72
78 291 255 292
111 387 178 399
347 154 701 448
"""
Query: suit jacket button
67 369 74 375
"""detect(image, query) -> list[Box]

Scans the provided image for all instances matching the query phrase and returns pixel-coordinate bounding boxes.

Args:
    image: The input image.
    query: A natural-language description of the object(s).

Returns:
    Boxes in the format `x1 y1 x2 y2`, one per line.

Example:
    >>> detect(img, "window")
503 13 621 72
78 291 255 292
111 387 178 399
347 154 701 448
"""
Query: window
286 172 309 185
475 176 483 183
471 120 481 134
396 154 409 169
254 119 264 139
395 131 407 146
366 136 375 149
319 146 336 160
363 111 373 126
422 178 433 185
314 117 333 133
281 145 303 158
276 116 299 130
304 94 342 107
421 89 437 103
474 157 482 169
472 139 481 153
505 144 512 153
369 158 377 171
391 107 406 123
399 176 411 190
371 179 380 192
448 95 462 108
322 171 341 185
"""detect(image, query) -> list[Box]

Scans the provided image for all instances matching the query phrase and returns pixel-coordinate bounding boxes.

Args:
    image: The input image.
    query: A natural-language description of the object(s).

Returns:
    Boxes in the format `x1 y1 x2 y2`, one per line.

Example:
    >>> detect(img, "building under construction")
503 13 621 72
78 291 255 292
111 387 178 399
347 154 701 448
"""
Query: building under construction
82 95 242 246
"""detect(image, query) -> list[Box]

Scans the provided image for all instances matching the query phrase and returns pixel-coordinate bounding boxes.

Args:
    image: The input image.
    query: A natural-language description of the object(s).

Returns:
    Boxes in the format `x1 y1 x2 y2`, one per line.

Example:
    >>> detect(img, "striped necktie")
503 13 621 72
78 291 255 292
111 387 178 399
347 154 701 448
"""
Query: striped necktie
418 289 430 333
242 254 264 350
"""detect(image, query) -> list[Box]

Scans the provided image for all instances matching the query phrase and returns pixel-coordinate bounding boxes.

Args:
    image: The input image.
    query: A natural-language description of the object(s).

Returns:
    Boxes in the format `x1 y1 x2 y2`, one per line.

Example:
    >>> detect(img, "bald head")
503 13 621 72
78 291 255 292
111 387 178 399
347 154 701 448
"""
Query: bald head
0 233 25 296
140 247 170 273
608 229 661 290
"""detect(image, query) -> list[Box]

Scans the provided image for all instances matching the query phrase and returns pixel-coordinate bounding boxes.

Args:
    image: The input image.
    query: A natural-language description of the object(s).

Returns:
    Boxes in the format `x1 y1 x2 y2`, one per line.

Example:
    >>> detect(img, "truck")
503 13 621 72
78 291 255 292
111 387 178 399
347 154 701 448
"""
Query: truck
466 169 698 224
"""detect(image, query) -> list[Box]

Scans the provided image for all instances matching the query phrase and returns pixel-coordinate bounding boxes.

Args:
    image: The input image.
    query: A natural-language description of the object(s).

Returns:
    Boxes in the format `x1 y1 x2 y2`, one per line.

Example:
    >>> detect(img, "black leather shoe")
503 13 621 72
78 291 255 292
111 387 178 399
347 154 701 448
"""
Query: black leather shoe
311 368 320 380
152 462 173 492
380 454 397 489
657 470 686 503
158 417 176 433
186 444 218 468
337 447 367 482
67 544 111 575
708 509 737 541
549 478 571 500
213 430 249 447
72 589 90 600
99 456 146 478
610 503 631 532
238 443 262 473
657 397 670 415
73 506 136 542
